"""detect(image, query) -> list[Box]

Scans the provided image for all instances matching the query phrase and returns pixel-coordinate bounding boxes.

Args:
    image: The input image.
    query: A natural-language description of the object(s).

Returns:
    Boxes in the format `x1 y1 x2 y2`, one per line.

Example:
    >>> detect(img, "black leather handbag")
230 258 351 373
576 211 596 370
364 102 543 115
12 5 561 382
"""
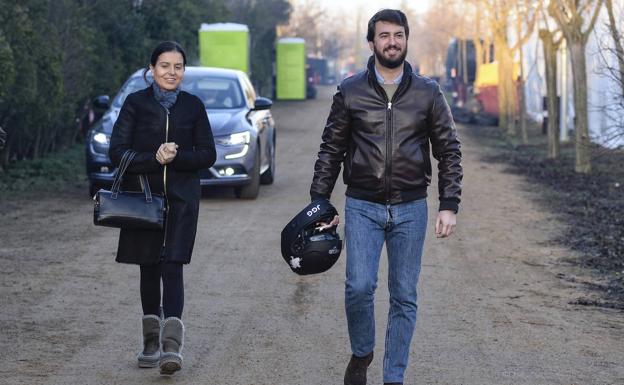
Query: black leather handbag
94 150 166 230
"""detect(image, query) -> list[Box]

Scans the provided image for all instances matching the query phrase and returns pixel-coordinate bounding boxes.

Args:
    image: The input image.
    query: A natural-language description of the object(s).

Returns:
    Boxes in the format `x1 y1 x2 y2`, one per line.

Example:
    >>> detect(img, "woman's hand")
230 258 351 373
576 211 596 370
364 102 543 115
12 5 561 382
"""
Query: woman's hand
156 142 178 165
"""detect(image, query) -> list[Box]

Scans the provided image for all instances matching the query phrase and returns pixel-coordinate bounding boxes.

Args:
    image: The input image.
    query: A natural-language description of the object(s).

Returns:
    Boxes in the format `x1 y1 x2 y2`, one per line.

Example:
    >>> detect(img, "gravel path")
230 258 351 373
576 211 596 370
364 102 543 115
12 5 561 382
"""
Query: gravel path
1 86 622 385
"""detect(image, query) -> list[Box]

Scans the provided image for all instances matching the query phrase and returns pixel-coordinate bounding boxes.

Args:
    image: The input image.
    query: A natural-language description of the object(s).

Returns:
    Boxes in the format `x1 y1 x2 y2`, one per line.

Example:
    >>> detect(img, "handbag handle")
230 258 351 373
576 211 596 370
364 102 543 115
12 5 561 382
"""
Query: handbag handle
139 174 154 203
110 150 130 196
111 150 136 198
110 150 154 203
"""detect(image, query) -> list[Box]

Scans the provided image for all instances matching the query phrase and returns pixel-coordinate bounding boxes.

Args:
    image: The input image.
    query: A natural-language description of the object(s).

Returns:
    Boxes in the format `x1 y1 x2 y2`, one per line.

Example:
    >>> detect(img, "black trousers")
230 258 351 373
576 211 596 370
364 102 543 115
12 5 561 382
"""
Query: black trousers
140 262 184 319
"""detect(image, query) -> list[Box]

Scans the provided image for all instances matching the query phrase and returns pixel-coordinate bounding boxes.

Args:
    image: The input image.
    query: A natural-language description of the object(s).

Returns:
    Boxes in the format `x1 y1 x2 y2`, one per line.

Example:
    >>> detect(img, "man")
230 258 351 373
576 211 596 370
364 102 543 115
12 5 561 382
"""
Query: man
310 9 463 385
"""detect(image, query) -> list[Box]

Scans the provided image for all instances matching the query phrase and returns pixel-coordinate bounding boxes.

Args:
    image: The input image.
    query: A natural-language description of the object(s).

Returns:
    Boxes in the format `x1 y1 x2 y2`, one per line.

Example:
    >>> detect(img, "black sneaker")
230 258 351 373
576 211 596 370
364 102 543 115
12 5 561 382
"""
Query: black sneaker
344 351 374 385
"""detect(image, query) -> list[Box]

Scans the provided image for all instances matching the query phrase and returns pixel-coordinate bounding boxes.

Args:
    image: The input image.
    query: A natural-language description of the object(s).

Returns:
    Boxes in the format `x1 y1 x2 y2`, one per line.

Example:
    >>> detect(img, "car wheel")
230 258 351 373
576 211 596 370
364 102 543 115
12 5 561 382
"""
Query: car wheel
260 131 275 185
234 147 260 199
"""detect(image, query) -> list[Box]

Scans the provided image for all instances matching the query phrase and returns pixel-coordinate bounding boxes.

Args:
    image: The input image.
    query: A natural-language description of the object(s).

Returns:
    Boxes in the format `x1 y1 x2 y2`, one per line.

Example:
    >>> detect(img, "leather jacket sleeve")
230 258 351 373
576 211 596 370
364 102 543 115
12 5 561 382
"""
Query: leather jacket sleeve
109 94 162 173
429 84 463 213
310 86 350 201
170 98 216 171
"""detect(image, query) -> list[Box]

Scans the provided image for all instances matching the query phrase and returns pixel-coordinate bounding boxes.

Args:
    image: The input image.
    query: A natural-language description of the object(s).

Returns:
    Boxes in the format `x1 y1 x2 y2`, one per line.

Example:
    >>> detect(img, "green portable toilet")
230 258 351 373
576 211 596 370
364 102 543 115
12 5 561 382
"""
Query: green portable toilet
276 38 306 100
199 23 249 73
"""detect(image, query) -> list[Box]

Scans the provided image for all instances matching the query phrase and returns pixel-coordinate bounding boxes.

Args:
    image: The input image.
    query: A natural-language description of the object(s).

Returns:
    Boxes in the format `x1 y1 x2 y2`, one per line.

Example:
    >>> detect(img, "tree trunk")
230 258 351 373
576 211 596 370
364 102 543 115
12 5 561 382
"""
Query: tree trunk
516 5 528 144
1 132 13 169
461 39 468 84
32 125 42 159
519 45 528 144
474 6 483 76
519 79 527 143
495 36 516 135
569 39 592 173
540 30 560 159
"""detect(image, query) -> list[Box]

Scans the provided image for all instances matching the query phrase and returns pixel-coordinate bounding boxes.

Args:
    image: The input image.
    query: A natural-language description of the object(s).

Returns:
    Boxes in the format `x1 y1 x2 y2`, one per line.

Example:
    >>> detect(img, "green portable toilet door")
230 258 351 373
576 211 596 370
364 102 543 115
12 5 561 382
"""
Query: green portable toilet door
199 23 249 73
277 38 306 100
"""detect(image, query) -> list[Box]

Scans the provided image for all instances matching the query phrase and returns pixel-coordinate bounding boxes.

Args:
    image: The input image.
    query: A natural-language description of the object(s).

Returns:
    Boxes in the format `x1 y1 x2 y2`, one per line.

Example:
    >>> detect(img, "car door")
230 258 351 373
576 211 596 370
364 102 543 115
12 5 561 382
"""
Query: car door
240 74 271 172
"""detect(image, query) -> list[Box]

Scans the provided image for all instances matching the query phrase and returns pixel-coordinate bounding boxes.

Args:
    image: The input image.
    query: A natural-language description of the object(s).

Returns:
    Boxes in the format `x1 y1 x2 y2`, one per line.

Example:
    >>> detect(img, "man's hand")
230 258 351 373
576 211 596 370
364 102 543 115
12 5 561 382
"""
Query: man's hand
435 210 456 238
316 215 340 231
156 142 178 165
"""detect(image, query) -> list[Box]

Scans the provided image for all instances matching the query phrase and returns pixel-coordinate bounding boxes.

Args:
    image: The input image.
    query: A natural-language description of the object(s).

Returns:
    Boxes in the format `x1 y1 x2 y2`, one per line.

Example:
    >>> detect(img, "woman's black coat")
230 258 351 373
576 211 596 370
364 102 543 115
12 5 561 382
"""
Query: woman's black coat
109 86 216 265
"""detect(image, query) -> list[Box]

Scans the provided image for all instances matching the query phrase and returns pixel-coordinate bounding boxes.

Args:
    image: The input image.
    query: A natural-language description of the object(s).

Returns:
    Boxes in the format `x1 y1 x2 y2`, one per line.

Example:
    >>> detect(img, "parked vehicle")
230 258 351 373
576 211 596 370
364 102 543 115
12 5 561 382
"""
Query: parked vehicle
444 38 501 126
86 66 276 199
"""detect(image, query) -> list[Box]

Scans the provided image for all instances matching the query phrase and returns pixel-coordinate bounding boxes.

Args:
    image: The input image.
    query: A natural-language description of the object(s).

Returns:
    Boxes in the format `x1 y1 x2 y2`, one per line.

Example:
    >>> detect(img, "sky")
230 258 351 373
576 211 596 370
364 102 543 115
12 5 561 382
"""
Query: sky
315 0 434 16
300 0 435 38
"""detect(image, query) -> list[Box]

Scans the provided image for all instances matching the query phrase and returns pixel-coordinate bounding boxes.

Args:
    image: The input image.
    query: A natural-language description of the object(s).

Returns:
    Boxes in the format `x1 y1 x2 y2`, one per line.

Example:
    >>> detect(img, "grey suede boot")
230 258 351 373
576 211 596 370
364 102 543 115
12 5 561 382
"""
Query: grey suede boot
159 317 184 375
137 315 161 368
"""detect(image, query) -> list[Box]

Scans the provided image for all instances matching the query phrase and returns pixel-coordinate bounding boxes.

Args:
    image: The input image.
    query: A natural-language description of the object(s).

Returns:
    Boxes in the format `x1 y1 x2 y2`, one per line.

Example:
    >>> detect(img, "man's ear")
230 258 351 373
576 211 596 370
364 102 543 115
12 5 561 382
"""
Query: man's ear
368 41 374 52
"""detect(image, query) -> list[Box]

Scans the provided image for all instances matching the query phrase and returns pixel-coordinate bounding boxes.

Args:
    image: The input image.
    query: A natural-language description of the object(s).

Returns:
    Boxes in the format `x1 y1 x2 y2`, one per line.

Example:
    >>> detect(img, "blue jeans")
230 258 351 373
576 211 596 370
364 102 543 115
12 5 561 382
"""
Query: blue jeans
344 196 427 383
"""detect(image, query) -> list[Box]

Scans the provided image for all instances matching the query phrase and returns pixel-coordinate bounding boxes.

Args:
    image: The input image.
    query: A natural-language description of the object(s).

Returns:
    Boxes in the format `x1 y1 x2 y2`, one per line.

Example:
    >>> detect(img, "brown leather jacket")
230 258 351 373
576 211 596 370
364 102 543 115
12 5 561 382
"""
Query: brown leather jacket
310 57 463 212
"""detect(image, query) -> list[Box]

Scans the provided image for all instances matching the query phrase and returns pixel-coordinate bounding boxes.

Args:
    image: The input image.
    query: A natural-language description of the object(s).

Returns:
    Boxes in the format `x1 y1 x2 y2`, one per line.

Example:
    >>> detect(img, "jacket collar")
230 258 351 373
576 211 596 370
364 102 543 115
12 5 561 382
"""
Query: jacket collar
143 85 183 112
366 56 412 101
374 65 403 84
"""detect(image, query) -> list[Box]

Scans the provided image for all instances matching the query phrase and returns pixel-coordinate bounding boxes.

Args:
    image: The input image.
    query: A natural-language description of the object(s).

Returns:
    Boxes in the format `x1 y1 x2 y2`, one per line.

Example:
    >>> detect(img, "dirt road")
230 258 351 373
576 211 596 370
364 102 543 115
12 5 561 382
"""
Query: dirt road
1 86 623 385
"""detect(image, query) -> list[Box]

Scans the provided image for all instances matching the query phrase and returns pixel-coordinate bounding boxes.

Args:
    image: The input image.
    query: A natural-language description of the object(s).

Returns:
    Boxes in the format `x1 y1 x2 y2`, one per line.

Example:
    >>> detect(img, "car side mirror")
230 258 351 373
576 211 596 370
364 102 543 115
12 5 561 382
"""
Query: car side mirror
92 95 110 110
253 97 272 111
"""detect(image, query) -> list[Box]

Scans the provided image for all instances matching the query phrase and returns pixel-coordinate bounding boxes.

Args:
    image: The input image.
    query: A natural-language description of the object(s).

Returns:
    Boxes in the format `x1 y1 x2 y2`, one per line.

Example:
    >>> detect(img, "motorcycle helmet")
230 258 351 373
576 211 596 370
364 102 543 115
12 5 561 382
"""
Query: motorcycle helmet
281 199 343 275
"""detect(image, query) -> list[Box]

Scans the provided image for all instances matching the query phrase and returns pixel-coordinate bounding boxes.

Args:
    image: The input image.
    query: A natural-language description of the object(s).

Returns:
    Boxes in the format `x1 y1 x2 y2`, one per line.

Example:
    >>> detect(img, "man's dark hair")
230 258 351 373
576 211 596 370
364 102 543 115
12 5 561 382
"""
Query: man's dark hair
366 9 409 42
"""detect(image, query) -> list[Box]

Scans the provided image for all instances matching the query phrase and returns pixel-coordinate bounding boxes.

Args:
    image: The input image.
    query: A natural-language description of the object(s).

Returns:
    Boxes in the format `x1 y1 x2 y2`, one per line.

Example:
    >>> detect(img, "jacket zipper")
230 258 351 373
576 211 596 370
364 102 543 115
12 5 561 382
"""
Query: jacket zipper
385 100 393 204
375 81 393 205
370 65 408 205
161 108 170 258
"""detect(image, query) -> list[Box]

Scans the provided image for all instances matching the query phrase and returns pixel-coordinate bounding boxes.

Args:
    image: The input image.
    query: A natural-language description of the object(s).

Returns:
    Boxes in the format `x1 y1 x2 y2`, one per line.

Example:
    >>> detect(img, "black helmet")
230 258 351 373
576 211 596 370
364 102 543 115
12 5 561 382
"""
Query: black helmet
281 199 343 275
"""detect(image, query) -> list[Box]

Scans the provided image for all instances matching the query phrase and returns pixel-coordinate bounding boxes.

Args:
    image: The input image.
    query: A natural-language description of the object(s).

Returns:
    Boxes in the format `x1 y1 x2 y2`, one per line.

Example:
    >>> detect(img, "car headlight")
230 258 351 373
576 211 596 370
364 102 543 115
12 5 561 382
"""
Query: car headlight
90 127 111 155
215 131 250 146
93 132 109 145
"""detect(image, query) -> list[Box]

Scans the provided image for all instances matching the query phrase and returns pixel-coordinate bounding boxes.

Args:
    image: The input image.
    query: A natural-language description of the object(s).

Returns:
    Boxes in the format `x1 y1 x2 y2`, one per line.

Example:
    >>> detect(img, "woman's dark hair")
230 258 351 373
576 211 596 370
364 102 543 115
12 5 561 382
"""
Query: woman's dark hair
366 9 409 42
143 41 187 83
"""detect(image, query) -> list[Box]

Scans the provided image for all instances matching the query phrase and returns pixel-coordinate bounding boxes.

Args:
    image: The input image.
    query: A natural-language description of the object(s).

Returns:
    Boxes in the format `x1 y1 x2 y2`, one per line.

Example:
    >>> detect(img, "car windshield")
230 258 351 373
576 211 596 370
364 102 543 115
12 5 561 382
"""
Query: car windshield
112 74 245 109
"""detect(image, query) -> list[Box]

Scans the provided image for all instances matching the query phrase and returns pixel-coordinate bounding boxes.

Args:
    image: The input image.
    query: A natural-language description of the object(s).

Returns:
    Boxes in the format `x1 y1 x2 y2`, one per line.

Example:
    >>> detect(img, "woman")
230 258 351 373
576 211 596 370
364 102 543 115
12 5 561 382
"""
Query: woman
109 41 216 375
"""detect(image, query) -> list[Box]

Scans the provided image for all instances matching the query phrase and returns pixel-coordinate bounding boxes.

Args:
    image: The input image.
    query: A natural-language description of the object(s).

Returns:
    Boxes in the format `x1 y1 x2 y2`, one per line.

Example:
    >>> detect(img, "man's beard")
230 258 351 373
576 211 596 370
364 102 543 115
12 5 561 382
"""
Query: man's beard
374 44 407 69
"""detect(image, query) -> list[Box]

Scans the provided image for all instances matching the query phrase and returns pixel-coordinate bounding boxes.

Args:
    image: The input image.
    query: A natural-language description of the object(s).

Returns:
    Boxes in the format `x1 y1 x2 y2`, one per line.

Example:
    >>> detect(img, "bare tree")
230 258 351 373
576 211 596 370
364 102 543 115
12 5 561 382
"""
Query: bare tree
538 15 564 158
480 0 540 136
549 0 603 173
604 0 624 97
468 1 494 90
409 1 475 77
280 0 325 56
473 5 489 74
593 0 624 147
515 0 542 144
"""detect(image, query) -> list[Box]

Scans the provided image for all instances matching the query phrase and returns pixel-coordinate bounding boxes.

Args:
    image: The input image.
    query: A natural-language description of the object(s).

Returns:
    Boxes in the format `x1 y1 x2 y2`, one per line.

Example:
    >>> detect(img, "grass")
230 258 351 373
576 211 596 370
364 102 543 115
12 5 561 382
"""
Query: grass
0 144 87 194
